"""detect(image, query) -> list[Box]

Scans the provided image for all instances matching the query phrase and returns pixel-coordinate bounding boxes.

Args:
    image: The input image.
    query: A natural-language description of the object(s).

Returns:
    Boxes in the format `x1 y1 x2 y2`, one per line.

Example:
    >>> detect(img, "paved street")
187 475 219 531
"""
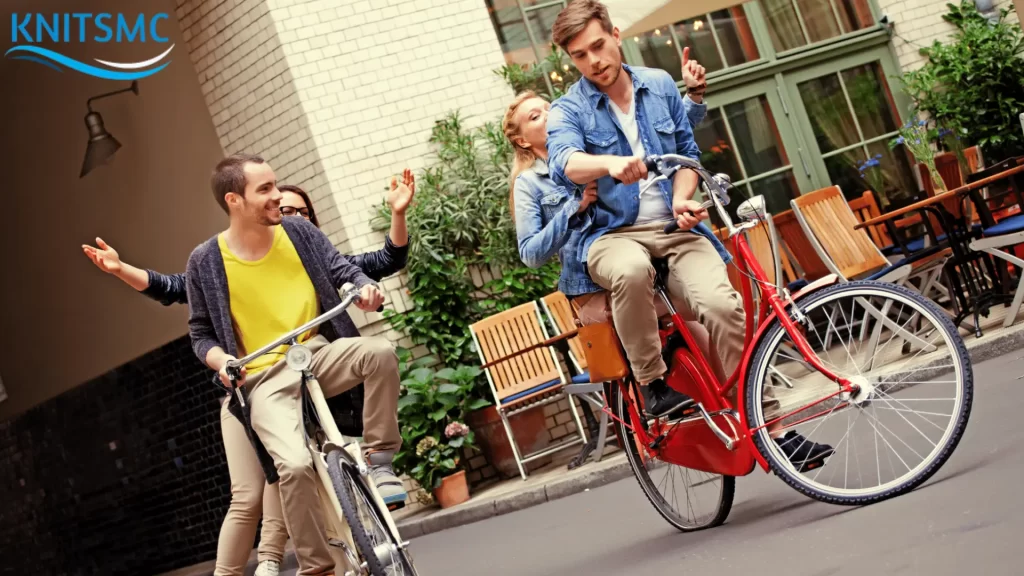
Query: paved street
399 352 1023 576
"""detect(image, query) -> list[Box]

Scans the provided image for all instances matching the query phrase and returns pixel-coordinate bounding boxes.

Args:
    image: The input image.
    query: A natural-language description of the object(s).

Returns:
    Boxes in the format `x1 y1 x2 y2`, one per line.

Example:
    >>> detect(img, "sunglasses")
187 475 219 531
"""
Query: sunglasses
280 206 311 219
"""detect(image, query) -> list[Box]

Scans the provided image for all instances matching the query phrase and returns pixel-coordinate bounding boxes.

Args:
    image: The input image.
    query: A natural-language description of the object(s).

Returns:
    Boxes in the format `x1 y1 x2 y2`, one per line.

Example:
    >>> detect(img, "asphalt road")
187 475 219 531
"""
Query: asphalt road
402 352 1024 576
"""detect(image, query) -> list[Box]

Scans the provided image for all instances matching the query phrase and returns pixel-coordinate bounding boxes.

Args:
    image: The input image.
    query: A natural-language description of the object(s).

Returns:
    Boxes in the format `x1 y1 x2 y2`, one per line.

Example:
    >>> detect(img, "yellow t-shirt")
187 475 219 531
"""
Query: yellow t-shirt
220 225 319 375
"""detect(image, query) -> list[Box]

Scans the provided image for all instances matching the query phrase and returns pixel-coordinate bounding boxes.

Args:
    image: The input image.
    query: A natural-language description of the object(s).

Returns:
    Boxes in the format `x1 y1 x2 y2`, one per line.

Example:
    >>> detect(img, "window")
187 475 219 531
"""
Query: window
694 95 800 215
485 0 568 66
797 62 916 206
634 7 761 82
759 0 875 52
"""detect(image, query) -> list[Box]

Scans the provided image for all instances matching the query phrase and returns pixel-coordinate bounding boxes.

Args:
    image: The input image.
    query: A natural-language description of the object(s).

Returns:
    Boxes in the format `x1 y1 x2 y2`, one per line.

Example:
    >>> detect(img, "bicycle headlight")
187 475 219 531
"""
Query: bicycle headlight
286 344 313 371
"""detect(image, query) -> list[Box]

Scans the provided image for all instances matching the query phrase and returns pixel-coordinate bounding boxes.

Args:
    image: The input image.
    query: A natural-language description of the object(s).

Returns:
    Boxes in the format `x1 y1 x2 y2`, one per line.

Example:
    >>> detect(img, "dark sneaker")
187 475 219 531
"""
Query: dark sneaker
774 431 834 472
641 378 695 420
367 451 408 509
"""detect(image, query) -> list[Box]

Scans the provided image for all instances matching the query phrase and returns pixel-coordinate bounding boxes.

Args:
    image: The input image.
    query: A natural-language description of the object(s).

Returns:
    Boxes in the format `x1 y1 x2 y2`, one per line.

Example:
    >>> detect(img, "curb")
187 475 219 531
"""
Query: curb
396 453 632 539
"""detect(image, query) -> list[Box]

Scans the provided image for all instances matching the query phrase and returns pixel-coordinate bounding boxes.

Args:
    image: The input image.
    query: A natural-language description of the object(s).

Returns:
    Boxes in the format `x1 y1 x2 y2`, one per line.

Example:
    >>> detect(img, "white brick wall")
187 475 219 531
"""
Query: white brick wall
176 0 513 336
879 0 1014 72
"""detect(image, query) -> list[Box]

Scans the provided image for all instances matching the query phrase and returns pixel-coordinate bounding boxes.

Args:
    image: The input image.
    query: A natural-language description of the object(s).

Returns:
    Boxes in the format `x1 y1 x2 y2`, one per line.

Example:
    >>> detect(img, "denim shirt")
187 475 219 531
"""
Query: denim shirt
514 96 708 296
546 64 731 266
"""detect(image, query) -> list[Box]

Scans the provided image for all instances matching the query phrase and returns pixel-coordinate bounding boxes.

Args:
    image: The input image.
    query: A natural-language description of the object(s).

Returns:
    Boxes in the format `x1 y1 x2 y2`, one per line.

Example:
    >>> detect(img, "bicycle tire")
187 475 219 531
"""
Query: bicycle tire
611 380 735 532
745 280 973 506
325 448 419 576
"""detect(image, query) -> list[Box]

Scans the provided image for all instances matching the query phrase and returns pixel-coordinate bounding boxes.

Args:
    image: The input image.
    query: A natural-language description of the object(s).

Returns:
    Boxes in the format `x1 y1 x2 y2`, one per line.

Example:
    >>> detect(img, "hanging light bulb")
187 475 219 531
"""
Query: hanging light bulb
694 20 704 31
666 39 673 45
633 36 639 42
654 28 662 36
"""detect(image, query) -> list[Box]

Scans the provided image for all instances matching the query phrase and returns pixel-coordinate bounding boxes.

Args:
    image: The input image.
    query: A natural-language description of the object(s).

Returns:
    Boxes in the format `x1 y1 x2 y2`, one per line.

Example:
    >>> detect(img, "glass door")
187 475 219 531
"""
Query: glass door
694 77 816 216
782 48 918 208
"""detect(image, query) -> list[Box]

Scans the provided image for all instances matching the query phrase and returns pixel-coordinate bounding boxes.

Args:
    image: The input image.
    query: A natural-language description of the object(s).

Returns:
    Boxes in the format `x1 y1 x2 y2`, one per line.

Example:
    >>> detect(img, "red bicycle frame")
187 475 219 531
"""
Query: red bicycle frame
613 227 852 474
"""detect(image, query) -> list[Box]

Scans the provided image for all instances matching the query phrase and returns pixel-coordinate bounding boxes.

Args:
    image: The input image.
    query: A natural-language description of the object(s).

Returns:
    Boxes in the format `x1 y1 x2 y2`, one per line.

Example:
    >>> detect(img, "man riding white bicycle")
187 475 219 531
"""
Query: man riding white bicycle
545 0 833 468
186 153 406 576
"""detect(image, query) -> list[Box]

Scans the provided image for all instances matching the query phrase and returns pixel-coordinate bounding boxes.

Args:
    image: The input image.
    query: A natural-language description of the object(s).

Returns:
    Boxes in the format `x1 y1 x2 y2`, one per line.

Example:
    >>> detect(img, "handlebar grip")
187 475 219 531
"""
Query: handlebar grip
664 220 680 234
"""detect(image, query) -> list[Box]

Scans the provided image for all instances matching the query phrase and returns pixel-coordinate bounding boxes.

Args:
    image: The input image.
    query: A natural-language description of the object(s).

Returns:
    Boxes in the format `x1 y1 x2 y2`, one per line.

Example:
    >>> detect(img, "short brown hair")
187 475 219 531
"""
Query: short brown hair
552 0 614 50
210 153 265 213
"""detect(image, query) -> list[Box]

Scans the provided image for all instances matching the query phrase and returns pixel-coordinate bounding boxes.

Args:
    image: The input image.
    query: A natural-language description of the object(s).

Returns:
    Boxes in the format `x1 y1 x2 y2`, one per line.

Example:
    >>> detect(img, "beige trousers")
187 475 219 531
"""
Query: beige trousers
243 334 401 576
587 223 746 388
214 398 289 576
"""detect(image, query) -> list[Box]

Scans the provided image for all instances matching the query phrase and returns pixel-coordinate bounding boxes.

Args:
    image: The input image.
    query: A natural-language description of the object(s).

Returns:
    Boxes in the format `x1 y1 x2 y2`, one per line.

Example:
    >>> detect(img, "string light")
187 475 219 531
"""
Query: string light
563 64 569 71
550 71 558 80
694 20 704 31
666 39 673 45
654 28 662 36
633 36 639 42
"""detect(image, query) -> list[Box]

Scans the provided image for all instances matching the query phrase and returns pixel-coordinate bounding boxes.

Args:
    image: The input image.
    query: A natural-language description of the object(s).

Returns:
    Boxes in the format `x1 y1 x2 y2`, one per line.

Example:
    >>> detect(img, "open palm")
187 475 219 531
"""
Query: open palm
82 237 123 274
388 168 416 214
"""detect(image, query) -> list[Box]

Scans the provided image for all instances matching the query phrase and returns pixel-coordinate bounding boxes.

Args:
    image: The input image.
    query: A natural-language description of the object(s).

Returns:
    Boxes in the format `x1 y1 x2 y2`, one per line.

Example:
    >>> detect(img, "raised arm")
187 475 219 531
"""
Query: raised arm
347 235 408 282
82 237 188 306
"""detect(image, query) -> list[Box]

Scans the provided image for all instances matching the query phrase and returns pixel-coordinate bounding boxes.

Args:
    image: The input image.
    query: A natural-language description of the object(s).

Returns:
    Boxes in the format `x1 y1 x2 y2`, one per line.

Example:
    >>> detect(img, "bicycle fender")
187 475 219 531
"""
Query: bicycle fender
736 274 841 472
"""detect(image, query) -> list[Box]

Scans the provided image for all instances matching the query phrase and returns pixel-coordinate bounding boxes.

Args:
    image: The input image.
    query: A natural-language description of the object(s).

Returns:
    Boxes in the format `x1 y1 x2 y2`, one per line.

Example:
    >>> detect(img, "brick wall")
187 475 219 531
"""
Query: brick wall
175 0 514 341
879 0 1014 72
0 336 227 576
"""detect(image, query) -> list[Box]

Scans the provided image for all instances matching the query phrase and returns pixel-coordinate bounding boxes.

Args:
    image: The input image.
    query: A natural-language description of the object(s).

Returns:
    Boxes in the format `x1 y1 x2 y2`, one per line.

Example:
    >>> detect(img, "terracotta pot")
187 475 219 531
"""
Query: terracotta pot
433 470 470 509
466 405 552 479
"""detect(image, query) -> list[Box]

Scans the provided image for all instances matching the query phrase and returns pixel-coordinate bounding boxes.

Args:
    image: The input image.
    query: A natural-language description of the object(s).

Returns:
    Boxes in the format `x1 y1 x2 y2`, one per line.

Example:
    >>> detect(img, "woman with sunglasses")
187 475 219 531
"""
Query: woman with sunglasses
81 171 415 576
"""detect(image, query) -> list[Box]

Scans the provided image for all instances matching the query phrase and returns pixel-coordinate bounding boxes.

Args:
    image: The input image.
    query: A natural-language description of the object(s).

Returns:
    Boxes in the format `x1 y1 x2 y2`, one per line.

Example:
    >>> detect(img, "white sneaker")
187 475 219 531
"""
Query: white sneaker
254 560 280 576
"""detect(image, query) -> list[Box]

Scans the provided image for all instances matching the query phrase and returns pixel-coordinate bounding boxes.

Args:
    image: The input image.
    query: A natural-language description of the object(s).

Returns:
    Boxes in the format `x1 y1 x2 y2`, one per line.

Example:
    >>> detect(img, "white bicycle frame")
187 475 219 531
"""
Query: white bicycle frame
226 284 406 575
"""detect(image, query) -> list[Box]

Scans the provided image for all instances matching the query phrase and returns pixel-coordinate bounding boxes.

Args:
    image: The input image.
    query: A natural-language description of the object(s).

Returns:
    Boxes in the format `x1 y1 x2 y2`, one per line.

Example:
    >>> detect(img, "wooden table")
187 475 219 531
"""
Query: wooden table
854 161 1024 336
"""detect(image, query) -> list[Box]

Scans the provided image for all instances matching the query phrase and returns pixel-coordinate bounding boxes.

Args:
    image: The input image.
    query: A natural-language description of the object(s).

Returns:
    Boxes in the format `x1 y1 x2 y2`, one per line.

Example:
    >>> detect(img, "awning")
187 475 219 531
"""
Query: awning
604 0 747 37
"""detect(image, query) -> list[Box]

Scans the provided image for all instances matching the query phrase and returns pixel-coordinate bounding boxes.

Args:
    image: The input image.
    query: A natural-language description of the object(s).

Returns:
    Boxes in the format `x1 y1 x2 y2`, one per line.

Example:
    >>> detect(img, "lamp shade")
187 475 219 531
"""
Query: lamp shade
604 0 746 37
80 111 121 178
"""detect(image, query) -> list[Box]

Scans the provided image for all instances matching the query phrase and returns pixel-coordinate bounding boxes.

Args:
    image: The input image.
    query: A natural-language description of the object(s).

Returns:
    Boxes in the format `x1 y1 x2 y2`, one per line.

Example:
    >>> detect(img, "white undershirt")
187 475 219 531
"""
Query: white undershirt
610 95 673 224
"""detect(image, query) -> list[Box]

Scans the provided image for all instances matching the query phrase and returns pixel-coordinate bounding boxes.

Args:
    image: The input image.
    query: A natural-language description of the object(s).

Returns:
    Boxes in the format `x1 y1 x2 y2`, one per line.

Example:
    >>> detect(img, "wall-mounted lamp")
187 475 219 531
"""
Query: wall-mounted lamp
80 80 139 178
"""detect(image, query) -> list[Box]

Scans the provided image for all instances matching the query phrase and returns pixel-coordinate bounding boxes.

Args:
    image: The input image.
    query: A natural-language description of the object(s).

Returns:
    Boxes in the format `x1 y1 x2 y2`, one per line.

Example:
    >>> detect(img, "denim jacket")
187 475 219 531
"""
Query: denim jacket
546 64 731 266
514 95 708 296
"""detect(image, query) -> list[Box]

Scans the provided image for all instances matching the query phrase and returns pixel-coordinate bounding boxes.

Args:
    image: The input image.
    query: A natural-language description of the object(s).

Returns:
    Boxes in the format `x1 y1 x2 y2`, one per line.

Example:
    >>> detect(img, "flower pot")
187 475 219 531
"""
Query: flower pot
433 470 470 509
466 405 552 479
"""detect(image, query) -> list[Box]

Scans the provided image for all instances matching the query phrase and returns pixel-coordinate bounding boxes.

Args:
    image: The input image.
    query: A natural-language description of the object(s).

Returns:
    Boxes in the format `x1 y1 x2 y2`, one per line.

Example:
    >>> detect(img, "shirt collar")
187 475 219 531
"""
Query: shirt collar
580 63 646 107
531 157 550 176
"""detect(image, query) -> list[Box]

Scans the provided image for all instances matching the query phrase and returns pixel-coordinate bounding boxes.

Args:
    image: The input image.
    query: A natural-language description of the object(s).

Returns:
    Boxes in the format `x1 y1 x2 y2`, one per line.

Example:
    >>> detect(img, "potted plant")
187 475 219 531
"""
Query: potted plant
393 348 489 508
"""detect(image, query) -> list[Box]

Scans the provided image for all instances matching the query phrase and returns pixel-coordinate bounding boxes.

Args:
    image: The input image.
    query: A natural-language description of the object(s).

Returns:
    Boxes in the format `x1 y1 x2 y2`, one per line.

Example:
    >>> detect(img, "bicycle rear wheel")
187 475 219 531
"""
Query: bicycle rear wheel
610 380 735 532
325 448 418 576
746 280 972 505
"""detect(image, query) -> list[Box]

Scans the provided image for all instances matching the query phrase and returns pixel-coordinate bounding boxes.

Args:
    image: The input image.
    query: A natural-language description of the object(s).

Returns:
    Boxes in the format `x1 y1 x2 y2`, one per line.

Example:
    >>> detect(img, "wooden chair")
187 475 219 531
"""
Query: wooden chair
743 221 804 290
773 209 831 281
539 292 613 464
469 301 587 480
790 186 950 298
848 190 895 253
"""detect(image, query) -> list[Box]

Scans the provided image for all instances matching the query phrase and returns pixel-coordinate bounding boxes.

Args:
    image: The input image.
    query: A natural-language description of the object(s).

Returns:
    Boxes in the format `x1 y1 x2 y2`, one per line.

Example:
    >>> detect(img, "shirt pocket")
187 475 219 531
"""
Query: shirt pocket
585 129 618 155
540 187 571 220
653 116 676 155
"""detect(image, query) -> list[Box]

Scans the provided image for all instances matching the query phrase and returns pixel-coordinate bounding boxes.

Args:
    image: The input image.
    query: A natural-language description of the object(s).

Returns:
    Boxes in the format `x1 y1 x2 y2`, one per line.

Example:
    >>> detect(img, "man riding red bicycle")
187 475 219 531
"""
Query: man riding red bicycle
544 0 834 469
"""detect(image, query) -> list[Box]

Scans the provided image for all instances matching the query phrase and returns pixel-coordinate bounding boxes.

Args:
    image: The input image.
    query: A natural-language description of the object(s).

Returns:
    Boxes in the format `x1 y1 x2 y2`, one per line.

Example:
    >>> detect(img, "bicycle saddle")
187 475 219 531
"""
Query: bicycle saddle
652 258 670 289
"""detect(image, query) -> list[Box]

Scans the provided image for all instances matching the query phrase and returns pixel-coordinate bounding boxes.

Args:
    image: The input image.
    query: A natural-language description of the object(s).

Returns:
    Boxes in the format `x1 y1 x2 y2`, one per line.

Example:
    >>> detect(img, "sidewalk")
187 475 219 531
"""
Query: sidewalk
158 303 1024 576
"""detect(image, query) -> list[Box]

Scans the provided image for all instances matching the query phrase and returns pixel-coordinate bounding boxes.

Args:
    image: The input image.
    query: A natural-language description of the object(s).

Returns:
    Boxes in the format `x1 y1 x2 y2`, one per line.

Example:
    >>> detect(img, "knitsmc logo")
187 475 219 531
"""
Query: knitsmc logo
5 12 173 80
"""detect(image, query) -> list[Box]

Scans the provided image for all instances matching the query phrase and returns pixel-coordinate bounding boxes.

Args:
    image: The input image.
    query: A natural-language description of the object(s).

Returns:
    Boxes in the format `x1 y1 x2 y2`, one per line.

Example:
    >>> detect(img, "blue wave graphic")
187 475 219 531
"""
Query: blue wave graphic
5 45 169 80
11 54 63 72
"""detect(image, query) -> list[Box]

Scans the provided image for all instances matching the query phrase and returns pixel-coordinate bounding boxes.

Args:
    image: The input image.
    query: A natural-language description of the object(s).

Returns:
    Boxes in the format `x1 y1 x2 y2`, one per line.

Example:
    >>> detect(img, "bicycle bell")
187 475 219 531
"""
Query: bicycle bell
286 344 313 371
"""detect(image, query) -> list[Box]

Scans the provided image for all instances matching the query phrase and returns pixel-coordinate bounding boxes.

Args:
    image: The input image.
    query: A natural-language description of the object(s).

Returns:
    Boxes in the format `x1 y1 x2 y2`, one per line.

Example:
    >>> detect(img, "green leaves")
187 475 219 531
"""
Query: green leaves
899 1 1024 161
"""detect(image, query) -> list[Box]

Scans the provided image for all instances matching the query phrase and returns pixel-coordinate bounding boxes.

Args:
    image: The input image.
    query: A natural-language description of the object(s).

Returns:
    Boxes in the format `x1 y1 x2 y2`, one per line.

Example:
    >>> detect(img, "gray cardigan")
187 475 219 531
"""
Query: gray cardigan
184 216 375 365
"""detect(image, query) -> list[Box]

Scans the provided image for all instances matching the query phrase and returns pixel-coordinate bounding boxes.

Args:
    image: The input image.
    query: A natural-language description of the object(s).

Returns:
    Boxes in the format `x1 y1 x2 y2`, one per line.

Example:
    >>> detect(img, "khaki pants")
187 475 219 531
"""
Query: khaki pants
245 335 401 576
215 398 289 576
588 223 746 389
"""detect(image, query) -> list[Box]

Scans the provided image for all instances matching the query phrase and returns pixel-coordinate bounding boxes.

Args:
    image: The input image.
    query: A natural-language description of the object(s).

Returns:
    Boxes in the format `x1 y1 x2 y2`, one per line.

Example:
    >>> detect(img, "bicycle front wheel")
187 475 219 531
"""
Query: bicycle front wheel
611 380 735 532
325 448 418 576
746 280 972 505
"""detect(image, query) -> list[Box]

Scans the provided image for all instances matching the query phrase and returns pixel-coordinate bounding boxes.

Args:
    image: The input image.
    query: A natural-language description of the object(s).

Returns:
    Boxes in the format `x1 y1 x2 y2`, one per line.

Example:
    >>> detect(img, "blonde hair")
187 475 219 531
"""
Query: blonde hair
502 90 541 219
